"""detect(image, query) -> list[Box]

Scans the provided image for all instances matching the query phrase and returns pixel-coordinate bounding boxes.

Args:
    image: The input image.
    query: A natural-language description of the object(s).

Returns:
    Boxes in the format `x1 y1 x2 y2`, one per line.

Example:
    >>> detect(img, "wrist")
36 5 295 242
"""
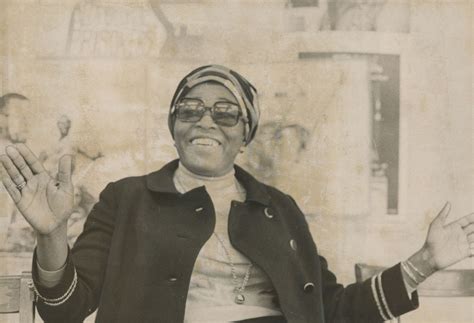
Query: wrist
408 247 437 278
36 223 68 271
36 221 68 240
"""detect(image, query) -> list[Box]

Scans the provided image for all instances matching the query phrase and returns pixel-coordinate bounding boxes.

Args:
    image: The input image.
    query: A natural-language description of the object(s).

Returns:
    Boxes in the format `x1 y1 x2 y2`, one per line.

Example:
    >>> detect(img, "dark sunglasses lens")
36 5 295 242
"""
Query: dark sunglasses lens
176 101 203 122
213 103 240 126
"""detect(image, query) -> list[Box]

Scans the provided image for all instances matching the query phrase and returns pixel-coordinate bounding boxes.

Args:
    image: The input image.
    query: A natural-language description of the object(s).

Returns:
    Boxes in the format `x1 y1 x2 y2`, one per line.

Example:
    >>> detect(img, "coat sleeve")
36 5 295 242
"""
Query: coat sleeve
31 182 117 323
286 194 419 322
319 253 419 322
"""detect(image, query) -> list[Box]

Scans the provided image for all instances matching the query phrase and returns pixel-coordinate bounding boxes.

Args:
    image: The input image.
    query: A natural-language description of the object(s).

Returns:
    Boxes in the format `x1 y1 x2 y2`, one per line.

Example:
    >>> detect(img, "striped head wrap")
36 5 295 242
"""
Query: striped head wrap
168 65 260 145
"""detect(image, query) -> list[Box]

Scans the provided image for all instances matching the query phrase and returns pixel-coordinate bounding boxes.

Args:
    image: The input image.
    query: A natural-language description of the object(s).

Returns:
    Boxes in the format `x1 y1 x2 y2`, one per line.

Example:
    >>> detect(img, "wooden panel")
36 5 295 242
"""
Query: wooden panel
0 275 21 313
355 263 474 297
20 272 34 323
420 269 474 297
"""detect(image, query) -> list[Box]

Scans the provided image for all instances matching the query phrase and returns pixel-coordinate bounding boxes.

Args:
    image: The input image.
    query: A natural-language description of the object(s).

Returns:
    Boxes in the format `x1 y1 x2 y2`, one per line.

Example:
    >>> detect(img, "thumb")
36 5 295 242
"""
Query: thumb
57 154 73 186
432 201 451 227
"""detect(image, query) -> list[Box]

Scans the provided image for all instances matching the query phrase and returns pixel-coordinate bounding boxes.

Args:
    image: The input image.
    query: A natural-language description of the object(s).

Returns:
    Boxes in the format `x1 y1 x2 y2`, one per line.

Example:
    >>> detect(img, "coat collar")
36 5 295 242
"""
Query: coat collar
146 159 271 206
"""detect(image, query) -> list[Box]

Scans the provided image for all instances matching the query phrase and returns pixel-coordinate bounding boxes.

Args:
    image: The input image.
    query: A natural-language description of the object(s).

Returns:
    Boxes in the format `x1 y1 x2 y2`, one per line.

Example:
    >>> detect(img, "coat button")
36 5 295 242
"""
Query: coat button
168 277 178 283
264 207 274 219
195 207 204 213
290 239 298 251
304 282 315 293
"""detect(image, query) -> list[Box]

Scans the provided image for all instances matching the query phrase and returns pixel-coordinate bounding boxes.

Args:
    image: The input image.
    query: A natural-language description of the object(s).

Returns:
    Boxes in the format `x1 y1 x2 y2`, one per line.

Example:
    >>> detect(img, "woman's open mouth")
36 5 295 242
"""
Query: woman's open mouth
190 138 221 147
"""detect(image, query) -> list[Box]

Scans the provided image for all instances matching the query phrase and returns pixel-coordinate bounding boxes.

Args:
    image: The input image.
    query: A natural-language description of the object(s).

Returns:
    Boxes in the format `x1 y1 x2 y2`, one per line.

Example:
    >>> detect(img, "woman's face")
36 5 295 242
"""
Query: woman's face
173 82 245 177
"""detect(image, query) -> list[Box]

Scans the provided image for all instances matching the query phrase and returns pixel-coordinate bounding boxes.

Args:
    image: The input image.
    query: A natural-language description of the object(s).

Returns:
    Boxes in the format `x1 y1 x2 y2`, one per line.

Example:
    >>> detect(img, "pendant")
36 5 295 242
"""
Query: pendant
234 294 245 304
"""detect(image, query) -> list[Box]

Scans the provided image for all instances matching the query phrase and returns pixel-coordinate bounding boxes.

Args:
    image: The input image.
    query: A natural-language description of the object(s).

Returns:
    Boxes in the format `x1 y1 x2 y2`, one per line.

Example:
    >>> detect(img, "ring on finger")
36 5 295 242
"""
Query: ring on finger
16 181 27 191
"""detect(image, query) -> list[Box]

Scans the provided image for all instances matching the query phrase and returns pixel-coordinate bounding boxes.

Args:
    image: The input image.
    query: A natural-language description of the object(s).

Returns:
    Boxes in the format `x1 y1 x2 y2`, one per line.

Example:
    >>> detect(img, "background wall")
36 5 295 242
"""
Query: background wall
0 0 472 322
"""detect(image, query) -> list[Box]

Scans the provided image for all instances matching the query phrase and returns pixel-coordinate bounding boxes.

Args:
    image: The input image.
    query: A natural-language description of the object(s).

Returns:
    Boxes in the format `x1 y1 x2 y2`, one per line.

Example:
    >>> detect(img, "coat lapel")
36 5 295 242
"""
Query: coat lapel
143 159 323 322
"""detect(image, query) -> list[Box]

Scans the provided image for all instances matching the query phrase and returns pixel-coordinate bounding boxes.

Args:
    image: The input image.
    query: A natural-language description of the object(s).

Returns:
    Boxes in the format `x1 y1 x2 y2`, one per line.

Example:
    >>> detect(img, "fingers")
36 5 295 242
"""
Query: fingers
462 219 474 244
432 201 451 226
0 154 26 186
458 213 474 228
5 145 34 180
0 164 21 203
15 143 45 174
57 155 73 186
462 222 474 235
458 214 474 257
468 233 474 243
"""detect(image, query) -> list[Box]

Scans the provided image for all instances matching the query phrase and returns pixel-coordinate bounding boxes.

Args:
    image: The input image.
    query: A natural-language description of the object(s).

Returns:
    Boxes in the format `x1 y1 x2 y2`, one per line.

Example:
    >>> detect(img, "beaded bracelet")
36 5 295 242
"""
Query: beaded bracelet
29 268 78 306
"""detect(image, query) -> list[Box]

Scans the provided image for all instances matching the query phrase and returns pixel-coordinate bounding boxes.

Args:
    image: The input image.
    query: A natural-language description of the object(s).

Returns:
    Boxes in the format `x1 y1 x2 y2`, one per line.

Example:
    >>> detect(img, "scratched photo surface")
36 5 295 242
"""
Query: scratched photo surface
0 0 472 322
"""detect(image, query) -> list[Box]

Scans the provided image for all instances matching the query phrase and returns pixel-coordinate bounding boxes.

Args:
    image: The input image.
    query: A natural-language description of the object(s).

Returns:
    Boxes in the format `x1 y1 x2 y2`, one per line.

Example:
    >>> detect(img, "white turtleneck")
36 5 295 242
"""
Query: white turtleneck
173 163 282 323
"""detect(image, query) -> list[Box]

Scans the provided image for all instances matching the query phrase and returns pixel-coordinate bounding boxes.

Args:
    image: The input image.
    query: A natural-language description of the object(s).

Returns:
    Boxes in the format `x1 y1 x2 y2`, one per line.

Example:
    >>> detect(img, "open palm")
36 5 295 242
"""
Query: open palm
0 144 74 235
424 203 474 270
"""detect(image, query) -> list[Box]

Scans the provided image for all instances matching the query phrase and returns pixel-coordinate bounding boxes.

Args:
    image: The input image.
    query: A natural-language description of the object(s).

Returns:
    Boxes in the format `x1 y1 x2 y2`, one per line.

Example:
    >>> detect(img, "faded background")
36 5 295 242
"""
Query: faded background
0 0 472 322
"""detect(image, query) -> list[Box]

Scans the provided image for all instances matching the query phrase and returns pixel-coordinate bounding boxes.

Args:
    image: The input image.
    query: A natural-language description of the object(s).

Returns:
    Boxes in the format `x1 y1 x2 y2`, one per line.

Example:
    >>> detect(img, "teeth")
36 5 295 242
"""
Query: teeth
191 138 220 146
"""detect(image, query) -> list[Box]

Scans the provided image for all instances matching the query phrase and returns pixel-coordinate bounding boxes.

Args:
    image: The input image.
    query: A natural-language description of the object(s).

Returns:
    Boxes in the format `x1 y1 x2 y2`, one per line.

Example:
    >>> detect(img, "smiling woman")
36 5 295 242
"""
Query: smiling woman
0 65 473 323
173 82 246 177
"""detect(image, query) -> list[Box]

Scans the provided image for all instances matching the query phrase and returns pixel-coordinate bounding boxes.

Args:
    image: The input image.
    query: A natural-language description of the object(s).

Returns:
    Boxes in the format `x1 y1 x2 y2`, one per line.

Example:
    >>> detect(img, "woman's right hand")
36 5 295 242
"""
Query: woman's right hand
0 144 74 236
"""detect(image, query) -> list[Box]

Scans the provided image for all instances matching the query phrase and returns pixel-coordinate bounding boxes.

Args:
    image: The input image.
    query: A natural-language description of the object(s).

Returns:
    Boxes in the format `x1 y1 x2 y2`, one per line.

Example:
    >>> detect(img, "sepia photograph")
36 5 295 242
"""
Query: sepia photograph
0 0 472 322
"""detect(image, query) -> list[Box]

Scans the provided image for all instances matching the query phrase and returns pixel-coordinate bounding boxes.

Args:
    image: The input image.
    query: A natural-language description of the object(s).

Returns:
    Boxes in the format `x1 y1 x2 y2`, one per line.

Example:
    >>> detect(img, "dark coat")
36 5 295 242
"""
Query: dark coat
32 160 418 323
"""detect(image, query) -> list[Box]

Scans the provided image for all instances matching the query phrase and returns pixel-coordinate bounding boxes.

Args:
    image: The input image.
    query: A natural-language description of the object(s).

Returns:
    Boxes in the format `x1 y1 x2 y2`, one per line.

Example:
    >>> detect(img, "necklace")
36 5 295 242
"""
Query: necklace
213 232 253 305
173 167 250 303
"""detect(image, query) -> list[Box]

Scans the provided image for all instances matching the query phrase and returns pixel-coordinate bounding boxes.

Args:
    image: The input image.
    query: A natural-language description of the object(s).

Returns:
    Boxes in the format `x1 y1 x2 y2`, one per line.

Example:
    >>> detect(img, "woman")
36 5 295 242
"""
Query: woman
0 65 473 323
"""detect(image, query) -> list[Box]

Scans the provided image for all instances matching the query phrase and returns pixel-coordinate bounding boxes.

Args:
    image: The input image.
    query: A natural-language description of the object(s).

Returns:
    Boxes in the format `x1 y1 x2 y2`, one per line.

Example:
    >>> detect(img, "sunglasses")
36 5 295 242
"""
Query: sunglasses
175 98 242 127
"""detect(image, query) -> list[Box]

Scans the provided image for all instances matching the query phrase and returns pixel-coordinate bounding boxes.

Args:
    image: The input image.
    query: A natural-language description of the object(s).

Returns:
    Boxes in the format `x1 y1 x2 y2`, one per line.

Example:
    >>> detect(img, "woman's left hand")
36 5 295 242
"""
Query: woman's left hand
422 202 474 271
